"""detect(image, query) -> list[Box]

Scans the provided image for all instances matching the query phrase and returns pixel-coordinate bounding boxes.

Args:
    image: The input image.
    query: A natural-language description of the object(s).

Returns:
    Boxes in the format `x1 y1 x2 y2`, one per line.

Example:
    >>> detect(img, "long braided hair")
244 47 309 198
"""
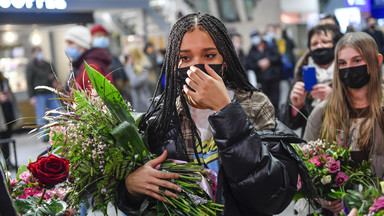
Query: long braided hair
140 13 256 164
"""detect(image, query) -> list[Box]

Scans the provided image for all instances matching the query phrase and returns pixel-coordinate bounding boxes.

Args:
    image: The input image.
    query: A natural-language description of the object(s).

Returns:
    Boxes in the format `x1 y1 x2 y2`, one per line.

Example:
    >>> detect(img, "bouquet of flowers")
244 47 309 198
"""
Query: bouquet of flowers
330 181 384 216
292 138 374 201
4 154 72 215
35 62 223 215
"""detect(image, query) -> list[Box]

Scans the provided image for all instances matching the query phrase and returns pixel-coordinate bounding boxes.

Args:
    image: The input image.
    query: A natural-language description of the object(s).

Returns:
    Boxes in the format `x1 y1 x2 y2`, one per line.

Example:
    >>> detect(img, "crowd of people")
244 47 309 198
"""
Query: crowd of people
1 11 384 216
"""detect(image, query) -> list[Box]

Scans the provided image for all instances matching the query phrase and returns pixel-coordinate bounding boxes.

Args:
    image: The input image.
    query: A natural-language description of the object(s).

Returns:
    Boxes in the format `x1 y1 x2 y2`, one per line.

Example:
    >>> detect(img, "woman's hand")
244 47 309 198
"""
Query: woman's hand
348 208 357 216
290 81 307 117
310 84 332 100
125 150 182 203
183 64 231 112
317 198 343 214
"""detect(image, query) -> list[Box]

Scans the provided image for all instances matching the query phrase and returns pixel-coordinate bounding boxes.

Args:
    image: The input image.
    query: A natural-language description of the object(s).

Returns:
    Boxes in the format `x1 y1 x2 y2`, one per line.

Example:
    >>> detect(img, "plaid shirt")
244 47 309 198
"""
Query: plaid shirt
176 90 276 161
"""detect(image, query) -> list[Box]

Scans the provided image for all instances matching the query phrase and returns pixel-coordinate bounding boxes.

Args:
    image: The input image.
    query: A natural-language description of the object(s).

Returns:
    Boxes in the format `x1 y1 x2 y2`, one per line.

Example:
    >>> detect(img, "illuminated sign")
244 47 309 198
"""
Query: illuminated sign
0 0 67 9
345 0 371 12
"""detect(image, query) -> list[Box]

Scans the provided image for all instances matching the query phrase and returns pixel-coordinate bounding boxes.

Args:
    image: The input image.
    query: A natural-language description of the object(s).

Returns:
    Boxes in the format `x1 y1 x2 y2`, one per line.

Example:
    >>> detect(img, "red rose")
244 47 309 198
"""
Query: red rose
27 154 69 189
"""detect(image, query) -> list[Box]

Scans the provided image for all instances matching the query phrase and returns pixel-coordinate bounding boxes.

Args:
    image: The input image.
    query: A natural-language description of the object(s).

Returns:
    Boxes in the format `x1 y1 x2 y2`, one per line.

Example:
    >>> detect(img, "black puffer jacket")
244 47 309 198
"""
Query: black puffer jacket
117 97 305 215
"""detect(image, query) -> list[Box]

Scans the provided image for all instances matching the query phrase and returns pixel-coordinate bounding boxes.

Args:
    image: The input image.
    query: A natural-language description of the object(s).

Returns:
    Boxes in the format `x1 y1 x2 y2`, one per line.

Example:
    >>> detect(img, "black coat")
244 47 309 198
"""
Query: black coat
245 44 282 81
117 100 304 215
0 166 17 216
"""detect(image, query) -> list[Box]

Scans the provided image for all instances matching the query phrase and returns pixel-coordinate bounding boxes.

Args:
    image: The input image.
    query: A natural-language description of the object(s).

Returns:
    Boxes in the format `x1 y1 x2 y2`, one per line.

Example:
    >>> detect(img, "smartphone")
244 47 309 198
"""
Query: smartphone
302 66 317 91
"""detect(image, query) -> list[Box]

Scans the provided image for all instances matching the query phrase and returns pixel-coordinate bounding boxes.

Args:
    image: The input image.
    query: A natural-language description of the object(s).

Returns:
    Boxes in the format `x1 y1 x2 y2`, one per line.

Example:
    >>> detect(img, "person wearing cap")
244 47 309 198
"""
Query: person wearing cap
64 25 113 90
245 29 282 114
90 25 129 100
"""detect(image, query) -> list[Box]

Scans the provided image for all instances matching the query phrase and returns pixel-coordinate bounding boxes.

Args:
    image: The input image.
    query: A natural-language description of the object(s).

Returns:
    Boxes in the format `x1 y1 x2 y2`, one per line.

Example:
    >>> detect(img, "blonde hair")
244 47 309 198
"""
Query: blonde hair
320 32 384 149
124 44 150 75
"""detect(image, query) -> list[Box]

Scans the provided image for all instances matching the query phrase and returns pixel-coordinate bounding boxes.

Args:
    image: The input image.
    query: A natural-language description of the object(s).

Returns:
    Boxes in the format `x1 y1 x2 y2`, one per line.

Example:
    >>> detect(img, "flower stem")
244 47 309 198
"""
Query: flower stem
38 188 46 206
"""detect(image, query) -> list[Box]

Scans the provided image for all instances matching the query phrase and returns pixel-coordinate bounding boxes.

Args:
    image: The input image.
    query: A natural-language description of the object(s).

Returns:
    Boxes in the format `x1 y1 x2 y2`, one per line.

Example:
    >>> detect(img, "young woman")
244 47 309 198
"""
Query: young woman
281 24 342 136
123 44 155 112
117 13 315 215
304 32 384 214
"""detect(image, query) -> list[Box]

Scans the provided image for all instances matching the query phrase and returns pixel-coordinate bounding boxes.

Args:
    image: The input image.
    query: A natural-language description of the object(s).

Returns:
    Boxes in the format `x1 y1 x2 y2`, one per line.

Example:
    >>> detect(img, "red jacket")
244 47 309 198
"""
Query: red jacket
73 48 113 90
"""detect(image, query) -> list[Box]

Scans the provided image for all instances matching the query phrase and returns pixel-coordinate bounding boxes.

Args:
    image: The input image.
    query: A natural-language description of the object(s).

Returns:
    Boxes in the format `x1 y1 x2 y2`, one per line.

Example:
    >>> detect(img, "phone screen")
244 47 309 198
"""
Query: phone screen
302 66 317 91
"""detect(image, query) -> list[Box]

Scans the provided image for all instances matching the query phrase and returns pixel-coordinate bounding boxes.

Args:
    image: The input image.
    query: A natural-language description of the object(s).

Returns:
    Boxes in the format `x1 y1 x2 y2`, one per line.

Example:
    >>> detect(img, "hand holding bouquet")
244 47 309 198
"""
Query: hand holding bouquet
38 62 223 215
293 138 374 201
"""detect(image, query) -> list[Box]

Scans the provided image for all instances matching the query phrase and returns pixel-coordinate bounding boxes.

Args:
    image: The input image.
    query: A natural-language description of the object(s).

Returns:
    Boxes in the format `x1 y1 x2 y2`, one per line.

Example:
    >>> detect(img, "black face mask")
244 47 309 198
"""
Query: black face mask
339 64 370 89
177 64 223 91
310 47 335 65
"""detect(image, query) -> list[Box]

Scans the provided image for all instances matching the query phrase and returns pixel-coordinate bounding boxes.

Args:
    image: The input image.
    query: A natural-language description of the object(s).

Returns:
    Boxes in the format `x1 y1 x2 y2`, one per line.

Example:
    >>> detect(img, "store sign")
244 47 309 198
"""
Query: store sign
345 0 371 12
0 0 67 10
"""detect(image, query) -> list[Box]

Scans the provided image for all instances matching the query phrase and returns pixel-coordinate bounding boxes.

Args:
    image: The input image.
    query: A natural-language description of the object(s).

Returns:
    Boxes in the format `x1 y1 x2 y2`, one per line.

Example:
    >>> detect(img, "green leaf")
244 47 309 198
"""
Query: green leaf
132 112 145 127
14 197 38 214
39 199 67 215
111 121 149 155
84 61 135 125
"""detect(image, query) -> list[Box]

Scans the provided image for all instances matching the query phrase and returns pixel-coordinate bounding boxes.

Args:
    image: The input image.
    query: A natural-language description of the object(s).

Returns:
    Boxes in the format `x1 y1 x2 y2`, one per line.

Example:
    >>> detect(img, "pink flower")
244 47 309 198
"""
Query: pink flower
18 195 28 199
10 179 18 188
19 171 31 183
369 197 384 213
326 158 341 173
54 187 67 200
24 187 35 196
310 156 321 166
334 172 349 187
34 189 54 200
297 174 302 190
310 154 330 166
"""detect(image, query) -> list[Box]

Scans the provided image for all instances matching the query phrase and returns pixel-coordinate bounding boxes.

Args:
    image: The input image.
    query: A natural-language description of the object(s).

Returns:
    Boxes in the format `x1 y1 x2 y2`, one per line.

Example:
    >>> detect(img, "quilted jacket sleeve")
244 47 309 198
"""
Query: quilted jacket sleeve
208 99 298 215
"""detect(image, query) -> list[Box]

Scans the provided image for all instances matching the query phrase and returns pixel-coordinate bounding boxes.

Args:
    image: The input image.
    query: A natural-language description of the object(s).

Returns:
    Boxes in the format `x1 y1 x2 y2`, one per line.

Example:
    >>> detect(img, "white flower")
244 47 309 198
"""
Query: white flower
100 186 107 194
321 175 332 185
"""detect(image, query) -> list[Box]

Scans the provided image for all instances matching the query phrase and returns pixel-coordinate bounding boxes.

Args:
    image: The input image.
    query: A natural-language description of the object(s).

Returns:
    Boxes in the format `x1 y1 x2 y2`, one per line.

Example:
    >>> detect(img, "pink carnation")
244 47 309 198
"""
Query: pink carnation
24 187 35 196
19 171 31 183
18 195 28 199
369 197 384 213
10 179 18 188
310 154 330 166
326 158 341 173
334 172 349 187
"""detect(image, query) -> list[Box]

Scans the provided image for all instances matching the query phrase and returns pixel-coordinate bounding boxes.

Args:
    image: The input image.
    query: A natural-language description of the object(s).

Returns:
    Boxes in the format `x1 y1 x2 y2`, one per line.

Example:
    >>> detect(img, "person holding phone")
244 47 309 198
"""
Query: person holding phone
304 32 384 215
281 24 342 136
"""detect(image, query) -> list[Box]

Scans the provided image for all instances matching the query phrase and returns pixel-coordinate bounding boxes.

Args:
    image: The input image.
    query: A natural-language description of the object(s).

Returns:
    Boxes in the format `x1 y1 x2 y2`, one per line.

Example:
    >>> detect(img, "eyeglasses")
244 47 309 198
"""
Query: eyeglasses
310 40 333 48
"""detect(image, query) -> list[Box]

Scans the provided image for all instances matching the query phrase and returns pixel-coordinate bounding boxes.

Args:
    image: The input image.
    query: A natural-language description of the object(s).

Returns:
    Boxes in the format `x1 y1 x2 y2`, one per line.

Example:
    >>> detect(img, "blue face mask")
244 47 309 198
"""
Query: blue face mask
36 52 44 61
93 37 109 48
251 36 261 45
156 56 163 65
65 46 81 61
263 35 274 44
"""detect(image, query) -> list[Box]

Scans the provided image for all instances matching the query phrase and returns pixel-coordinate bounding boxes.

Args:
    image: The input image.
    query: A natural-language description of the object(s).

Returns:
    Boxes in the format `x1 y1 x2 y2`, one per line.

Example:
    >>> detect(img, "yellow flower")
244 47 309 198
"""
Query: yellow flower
380 181 384 194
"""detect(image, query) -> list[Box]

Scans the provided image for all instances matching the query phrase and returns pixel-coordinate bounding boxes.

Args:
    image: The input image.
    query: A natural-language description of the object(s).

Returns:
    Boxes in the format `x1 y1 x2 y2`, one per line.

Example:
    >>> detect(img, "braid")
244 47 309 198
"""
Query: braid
141 13 257 157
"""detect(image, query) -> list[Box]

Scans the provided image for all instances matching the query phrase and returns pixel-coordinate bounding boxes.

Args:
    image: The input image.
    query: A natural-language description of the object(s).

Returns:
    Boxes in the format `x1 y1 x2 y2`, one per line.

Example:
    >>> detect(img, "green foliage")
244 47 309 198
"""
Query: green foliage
14 196 67 216
39 61 223 215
